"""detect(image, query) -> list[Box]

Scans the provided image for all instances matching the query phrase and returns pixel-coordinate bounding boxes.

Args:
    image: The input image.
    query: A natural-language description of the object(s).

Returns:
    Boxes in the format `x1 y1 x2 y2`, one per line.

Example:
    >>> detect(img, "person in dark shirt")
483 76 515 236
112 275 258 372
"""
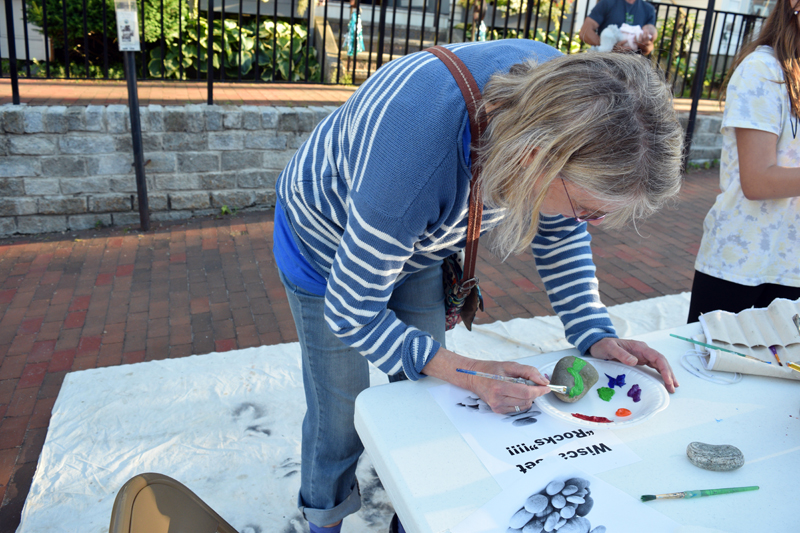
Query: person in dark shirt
579 0 658 55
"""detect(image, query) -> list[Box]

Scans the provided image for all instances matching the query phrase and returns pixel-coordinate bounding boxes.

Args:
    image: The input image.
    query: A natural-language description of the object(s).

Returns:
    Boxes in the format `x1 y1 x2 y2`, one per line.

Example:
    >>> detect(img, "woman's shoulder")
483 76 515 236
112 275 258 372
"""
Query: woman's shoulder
738 46 782 74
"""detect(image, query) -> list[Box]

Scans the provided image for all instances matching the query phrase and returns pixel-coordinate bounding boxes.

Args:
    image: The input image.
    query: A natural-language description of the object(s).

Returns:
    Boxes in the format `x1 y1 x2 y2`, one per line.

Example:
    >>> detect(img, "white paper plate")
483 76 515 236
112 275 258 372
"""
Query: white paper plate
534 359 670 429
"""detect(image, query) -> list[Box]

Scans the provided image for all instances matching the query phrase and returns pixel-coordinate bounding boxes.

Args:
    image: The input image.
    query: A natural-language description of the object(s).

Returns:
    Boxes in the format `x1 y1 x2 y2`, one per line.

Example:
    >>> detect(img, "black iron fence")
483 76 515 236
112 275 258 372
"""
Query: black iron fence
2 0 764 98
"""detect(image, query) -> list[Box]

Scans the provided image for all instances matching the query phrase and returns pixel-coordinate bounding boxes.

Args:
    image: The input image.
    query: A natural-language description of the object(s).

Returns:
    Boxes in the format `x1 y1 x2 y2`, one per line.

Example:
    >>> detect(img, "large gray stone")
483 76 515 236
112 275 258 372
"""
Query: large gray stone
90 194 133 213
169 191 211 210
686 442 744 471
24 178 60 195
144 105 165 132
244 132 287 151
200 172 237 190
205 106 223 131
60 134 116 154
161 132 207 152
183 105 206 132
210 190 256 209
0 157 40 178
253 189 276 206
85 106 106 132
288 132 311 150
133 192 169 211
155 174 201 190
222 106 243 129
263 150 294 170
142 152 176 173
241 106 261 130
221 150 262 171
8 136 57 155
0 217 16 236
108 176 154 193
24 107 45 133
0 177 25 196
113 133 163 153
41 156 86 177
550 356 599 403
61 177 111 195
68 213 113 231
106 105 130 133
0 197 37 216
38 196 88 215
65 107 87 131
164 107 189 132
237 169 279 189
16 215 68 234
111 212 142 226
277 106 315 132
177 152 219 173
87 154 134 176
260 107 279 129
44 106 68 133
3 107 25 133
208 131 244 151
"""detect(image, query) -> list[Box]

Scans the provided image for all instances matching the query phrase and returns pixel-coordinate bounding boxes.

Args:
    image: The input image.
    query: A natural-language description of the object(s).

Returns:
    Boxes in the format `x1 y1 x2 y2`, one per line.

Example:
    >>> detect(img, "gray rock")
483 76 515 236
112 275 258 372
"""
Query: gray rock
572 516 591 533
524 494 549 514
550 494 566 509
576 496 594 517
560 504 577 519
534 503 553 518
544 511 560 532
590 527 606 533
522 518 544 533
551 357 599 403
545 480 565 495
556 518 583 533
566 495 585 504
686 442 745 471
561 485 578 496
565 478 590 492
507 528 522 533
510 508 534 529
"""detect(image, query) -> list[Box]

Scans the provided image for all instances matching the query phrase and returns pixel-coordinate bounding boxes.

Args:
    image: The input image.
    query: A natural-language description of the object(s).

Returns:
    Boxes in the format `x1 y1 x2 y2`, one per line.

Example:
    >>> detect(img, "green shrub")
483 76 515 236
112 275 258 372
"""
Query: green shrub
148 15 319 82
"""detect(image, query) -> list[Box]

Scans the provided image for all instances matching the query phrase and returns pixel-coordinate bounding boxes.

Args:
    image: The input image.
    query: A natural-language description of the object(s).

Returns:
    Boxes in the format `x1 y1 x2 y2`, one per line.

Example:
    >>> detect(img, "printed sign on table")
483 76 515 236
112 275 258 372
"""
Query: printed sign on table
450 460 678 533
429 383 641 488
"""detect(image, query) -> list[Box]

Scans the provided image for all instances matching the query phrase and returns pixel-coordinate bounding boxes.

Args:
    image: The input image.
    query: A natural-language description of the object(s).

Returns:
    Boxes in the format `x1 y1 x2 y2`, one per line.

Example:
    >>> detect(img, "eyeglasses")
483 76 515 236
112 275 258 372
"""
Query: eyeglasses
560 178 607 223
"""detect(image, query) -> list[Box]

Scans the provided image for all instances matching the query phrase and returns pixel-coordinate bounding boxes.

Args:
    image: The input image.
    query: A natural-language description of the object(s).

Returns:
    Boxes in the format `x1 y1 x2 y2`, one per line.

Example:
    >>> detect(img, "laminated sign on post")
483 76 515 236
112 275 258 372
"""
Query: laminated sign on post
114 0 140 51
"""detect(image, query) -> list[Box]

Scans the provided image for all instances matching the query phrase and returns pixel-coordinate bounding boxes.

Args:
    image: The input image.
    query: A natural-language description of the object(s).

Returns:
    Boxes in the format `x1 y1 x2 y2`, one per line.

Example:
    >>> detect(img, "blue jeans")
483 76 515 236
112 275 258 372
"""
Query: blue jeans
279 263 446 527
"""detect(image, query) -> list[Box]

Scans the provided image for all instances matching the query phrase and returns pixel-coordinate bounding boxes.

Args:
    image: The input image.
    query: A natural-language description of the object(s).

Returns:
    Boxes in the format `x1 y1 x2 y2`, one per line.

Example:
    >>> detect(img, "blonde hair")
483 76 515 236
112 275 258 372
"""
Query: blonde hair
477 52 684 257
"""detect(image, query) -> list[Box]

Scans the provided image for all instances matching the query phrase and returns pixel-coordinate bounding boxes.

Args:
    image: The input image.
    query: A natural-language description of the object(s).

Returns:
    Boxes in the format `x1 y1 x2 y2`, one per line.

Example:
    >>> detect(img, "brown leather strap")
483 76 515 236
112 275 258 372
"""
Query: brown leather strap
426 45 484 282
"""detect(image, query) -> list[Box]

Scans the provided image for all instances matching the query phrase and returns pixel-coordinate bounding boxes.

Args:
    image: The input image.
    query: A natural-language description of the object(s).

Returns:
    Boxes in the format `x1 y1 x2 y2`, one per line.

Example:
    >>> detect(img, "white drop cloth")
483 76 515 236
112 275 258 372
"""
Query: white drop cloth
16 293 690 533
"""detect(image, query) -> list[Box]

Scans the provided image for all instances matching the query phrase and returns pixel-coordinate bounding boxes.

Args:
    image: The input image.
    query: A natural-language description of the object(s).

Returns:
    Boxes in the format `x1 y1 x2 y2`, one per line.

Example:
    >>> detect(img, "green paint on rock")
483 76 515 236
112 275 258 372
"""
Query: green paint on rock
567 357 587 398
597 387 615 401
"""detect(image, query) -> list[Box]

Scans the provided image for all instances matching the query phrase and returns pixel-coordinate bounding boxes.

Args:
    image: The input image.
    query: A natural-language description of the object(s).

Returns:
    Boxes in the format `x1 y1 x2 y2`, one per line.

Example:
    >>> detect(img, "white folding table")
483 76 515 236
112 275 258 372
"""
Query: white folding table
354 323 800 533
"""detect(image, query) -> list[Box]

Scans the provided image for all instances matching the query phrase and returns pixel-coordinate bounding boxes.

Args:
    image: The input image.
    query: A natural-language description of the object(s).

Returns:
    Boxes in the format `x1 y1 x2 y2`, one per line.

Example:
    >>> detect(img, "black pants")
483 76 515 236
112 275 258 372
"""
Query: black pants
687 270 800 323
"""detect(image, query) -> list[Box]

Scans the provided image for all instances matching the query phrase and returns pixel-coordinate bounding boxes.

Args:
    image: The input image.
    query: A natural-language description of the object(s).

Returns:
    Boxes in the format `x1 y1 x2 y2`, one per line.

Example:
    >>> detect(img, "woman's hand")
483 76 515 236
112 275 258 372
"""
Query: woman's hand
589 337 679 393
462 360 552 415
421 348 551 414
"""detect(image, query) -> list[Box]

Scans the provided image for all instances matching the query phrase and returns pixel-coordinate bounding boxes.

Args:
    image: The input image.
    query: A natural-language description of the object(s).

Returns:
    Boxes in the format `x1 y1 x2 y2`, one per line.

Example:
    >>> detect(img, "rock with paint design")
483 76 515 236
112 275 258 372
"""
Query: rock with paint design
549 356 599 403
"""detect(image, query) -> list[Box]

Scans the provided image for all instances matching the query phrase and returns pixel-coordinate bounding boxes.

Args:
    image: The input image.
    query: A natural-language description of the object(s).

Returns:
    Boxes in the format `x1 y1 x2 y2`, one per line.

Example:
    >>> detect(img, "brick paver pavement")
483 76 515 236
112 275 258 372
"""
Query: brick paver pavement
0 166 722 531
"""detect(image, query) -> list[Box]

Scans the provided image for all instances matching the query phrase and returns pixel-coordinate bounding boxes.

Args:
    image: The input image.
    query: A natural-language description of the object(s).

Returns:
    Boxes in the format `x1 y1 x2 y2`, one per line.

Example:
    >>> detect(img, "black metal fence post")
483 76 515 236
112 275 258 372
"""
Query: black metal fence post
208 0 214 105
123 51 150 232
4 0 20 104
376 0 389 69
683 0 716 170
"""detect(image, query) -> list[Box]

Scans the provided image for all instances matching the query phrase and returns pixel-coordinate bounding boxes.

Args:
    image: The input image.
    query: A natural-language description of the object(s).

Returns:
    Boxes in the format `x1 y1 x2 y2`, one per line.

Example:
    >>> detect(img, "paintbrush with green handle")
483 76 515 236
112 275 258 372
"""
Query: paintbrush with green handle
641 486 759 502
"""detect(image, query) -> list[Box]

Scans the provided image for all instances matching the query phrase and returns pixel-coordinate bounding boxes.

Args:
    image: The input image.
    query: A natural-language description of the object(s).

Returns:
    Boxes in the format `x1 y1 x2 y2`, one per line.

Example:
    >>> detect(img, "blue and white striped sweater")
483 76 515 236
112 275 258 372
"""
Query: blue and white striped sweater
276 40 616 379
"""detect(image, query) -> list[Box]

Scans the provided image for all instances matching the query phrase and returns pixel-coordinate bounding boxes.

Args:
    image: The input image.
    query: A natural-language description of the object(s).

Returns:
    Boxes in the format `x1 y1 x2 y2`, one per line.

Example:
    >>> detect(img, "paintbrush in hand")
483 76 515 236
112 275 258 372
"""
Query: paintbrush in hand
641 485 758 502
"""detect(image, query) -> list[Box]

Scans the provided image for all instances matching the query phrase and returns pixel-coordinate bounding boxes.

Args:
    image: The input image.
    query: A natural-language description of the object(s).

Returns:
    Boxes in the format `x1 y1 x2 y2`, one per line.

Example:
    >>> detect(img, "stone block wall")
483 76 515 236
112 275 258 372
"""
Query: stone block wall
0 104 337 236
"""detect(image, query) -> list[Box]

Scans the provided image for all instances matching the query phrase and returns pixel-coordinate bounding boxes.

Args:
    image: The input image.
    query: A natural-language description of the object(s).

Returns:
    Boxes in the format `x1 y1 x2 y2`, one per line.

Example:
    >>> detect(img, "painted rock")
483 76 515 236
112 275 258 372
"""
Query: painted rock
561 484 578 496
550 356 599 403
544 511 561 532
686 442 745 471
590 527 606 533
